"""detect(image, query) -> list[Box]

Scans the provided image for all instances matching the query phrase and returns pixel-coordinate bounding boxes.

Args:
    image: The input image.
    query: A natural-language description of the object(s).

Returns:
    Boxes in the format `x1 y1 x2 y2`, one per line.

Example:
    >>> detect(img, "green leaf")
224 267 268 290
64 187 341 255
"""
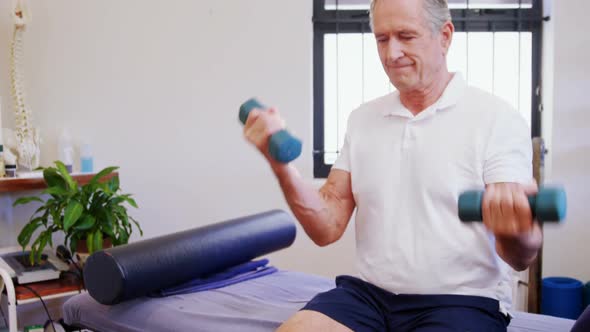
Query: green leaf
101 213 115 238
28 251 36 266
118 230 129 245
63 201 84 231
102 224 115 240
130 216 143 236
86 232 94 254
37 232 51 262
93 230 103 253
109 196 126 205
33 205 48 216
50 207 62 228
69 236 79 255
13 196 44 207
54 161 77 191
43 168 67 190
98 182 113 196
74 215 95 231
108 176 120 192
113 205 126 216
117 209 130 228
108 211 123 239
29 231 50 265
39 210 51 226
86 192 99 212
17 218 44 247
42 186 69 197
124 197 138 209
83 181 98 197
47 228 54 247
90 167 119 185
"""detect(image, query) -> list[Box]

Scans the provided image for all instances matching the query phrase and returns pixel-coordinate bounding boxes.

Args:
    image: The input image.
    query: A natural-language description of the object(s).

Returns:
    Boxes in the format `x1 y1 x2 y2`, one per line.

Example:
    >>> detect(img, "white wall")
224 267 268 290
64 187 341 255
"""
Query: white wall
542 0 590 282
0 0 356 281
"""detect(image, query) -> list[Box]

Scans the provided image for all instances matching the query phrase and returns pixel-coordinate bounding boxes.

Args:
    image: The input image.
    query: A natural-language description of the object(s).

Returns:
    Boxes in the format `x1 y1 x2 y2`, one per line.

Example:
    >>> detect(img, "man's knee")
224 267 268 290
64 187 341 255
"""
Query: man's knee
277 310 353 332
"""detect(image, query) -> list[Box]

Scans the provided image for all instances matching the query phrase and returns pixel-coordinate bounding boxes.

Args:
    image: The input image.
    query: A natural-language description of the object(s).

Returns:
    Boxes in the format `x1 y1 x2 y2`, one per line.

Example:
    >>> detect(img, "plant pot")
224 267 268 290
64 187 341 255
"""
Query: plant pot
76 237 113 267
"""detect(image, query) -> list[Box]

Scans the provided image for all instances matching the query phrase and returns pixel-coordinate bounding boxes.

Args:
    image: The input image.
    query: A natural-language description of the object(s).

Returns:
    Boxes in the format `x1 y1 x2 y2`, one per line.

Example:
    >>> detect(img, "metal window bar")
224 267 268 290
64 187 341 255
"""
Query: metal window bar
519 32 525 118
336 0 340 156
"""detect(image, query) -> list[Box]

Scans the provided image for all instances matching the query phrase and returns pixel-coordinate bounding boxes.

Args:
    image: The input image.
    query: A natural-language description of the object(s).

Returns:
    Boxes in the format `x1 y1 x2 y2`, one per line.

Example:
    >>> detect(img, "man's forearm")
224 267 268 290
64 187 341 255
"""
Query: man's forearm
495 223 543 271
270 163 347 246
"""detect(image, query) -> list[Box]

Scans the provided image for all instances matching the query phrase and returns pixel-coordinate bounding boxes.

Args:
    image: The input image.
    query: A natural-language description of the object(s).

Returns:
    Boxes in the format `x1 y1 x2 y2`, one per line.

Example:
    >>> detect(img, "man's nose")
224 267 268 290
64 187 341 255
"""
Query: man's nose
386 39 404 62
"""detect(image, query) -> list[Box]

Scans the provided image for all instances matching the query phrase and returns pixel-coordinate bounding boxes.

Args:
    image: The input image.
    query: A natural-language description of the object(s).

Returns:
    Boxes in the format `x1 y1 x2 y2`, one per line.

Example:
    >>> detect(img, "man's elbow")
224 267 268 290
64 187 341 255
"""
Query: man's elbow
497 232 543 272
511 261 530 272
312 236 339 247
310 230 343 247
509 254 538 272
313 238 333 247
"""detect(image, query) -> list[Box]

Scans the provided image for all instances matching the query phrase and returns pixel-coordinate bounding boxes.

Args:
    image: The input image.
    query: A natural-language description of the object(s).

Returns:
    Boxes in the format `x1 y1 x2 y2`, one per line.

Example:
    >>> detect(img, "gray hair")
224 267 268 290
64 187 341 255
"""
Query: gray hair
369 0 452 34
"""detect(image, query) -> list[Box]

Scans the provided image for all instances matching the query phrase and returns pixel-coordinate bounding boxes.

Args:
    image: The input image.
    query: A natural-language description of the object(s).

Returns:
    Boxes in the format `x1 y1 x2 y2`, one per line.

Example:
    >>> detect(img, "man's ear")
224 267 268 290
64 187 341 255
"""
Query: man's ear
440 21 455 55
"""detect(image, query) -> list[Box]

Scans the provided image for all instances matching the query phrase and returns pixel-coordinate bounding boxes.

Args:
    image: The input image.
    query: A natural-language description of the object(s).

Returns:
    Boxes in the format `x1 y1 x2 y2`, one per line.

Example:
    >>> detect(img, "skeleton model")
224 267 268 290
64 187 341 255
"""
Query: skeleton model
9 0 41 171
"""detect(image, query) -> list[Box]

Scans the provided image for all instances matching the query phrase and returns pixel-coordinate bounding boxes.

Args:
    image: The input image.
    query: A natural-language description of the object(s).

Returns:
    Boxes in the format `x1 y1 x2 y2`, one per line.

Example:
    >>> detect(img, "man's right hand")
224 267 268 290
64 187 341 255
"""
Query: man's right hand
243 107 287 165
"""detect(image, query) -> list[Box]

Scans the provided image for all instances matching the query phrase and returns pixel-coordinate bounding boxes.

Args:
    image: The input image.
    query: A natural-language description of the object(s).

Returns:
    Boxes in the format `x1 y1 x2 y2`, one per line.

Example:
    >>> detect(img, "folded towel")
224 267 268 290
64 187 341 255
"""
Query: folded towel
151 258 277 297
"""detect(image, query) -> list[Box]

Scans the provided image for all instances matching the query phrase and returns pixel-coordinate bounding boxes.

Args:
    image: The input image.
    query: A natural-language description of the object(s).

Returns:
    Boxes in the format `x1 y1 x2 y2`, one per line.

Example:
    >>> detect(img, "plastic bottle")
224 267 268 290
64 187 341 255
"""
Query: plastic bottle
4 147 18 177
80 143 93 173
58 129 74 173
0 145 5 178
5 164 16 177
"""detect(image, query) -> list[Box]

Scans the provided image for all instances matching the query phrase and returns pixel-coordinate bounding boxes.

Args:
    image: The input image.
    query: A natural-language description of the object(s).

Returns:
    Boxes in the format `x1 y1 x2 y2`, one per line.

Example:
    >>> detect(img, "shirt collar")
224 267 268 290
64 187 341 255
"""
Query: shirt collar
381 72 466 118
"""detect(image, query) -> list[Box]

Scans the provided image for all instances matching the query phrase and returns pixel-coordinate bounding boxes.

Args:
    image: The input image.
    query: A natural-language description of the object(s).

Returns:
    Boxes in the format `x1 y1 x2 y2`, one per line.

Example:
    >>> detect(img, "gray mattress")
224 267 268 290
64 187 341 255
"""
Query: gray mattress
63 271 575 332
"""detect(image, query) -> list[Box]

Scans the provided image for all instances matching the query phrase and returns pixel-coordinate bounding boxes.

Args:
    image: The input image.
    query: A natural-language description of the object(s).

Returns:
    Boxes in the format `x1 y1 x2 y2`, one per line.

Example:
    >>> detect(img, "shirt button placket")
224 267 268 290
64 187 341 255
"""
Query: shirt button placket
402 122 413 150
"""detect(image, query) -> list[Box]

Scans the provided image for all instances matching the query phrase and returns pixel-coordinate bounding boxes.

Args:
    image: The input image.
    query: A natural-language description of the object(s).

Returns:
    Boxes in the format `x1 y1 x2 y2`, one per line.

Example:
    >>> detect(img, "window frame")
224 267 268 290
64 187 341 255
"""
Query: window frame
312 0 546 178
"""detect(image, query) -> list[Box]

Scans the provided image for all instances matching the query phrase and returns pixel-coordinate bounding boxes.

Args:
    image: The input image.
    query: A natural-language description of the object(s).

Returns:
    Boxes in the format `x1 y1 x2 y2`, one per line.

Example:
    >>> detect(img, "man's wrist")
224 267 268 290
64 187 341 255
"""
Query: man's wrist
270 160 293 178
495 227 543 271
495 224 543 255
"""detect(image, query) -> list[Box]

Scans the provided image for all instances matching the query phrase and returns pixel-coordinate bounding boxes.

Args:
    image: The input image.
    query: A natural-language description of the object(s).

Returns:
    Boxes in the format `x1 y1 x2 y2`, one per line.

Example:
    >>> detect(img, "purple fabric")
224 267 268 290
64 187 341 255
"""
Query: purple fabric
150 259 277 297
63 271 576 332
571 305 590 332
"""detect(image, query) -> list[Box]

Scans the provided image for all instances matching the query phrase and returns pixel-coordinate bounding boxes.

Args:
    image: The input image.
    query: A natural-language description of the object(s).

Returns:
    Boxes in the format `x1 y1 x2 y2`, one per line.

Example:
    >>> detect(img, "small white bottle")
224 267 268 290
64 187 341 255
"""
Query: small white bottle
58 129 74 173
80 143 93 173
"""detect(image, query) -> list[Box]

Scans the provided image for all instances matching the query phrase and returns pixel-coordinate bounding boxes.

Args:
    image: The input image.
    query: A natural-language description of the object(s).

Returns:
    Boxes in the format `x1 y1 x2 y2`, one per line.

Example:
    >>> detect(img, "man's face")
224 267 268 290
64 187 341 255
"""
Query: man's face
373 0 451 93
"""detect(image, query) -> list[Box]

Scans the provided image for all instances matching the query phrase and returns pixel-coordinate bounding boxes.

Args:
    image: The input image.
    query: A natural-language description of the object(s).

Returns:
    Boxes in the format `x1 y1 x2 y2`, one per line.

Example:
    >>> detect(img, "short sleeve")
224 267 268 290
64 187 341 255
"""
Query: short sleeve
483 108 533 184
332 113 355 172
332 130 351 172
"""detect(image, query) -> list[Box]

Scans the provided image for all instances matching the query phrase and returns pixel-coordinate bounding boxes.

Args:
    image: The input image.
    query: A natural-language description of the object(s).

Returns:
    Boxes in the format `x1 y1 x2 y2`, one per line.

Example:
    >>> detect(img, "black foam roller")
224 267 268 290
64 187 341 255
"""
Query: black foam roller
84 210 296 305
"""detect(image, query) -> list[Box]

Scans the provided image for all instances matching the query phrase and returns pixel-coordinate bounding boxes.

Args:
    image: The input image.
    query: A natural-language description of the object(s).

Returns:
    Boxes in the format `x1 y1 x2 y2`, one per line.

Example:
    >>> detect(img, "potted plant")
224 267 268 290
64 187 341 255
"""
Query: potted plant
15 161 142 265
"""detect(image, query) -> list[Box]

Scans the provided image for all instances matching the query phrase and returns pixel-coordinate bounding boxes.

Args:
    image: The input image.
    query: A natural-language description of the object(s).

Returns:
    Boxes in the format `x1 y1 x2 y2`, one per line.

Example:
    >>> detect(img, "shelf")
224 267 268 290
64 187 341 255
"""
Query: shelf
14 272 83 303
0 265 84 332
0 172 118 193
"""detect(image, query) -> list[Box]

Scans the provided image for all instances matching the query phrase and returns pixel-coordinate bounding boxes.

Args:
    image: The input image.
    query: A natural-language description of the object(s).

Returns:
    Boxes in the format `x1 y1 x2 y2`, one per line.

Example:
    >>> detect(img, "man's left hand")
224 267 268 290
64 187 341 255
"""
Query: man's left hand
482 181 543 271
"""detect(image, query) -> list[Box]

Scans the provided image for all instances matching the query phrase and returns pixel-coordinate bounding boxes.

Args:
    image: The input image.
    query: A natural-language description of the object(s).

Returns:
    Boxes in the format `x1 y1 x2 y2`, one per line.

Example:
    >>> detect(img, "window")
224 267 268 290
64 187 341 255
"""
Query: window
313 0 545 177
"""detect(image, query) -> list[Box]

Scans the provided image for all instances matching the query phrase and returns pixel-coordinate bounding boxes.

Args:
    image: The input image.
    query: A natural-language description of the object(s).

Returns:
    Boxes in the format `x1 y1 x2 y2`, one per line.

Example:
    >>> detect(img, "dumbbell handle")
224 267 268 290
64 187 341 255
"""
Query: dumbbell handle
458 187 567 222
239 98 302 163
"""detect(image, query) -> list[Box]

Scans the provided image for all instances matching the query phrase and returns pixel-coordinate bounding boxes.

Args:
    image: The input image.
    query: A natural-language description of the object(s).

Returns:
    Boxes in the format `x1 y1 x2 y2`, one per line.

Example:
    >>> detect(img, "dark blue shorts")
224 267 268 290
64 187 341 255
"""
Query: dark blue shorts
302 275 510 332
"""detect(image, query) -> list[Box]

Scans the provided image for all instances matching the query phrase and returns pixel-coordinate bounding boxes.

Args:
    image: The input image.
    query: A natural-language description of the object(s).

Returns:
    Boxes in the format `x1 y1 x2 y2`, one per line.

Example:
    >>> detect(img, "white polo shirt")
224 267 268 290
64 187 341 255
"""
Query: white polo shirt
333 73 532 313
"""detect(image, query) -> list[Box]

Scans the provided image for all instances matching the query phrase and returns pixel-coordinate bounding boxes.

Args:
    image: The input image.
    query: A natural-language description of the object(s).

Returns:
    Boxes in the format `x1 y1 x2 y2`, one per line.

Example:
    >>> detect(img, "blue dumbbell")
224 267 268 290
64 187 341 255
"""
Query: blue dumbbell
239 98 302 163
459 187 567 222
